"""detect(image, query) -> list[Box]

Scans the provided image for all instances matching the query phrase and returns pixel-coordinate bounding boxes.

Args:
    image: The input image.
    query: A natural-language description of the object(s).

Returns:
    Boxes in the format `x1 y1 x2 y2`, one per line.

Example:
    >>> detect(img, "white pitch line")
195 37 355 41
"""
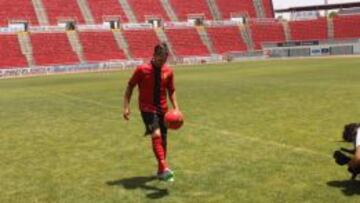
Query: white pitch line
219 129 329 158
187 123 330 159
51 92 331 159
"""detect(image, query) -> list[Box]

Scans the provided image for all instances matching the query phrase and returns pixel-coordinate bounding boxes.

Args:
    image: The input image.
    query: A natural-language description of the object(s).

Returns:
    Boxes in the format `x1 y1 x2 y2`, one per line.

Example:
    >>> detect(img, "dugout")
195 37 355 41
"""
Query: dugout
187 14 205 26
147 18 162 28
58 21 76 31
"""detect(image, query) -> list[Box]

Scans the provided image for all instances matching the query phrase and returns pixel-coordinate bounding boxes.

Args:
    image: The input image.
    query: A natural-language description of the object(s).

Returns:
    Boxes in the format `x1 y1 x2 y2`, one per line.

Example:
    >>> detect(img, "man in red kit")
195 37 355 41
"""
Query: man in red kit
123 42 179 182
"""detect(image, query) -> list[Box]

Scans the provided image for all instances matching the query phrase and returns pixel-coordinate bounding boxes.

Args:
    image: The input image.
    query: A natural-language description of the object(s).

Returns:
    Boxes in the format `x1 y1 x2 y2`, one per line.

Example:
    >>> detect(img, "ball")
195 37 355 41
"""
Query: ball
164 109 184 130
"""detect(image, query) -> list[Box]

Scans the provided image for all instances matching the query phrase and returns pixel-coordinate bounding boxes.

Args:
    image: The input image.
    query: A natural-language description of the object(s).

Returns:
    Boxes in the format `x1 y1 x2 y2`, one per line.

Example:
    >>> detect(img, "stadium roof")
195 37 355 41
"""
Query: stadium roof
275 2 360 13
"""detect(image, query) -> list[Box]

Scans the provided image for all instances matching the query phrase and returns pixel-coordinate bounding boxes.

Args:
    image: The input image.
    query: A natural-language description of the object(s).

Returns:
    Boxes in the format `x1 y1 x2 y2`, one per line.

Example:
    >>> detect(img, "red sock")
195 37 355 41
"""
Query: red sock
162 142 167 160
152 136 168 173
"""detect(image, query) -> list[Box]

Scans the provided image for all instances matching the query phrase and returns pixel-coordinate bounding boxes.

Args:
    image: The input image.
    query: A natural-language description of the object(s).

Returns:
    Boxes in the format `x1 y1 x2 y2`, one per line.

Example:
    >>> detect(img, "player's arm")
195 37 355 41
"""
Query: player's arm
169 91 179 110
123 67 142 120
123 84 135 120
349 147 360 167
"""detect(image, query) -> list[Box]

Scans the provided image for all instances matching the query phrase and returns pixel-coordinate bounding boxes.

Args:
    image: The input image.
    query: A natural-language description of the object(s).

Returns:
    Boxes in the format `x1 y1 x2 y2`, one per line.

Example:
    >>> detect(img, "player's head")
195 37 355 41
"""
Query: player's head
153 42 169 68
343 123 360 142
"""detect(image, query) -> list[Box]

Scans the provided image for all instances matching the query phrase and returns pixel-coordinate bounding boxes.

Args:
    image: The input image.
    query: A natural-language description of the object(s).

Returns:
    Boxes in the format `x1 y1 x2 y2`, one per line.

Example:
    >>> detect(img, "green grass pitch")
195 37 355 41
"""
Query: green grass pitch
1 57 360 202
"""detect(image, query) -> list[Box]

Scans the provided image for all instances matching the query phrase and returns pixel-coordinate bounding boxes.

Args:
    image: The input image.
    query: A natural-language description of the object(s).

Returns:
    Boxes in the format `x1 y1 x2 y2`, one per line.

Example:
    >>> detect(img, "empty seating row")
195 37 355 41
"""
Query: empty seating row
79 31 126 61
289 18 328 41
30 33 79 65
127 0 169 22
0 34 28 68
42 0 85 25
123 29 160 59
249 21 285 50
207 26 247 53
0 0 38 26
87 0 129 23
215 0 257 19
169 0 212 21
261 0 275 18
165 28 209 56
2 15 360 69
0 0 275 25
333 15 360 39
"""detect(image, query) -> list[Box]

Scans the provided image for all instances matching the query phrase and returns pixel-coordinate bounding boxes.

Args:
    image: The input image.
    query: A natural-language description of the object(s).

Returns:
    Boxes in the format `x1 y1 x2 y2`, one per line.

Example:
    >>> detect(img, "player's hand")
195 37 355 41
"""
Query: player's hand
123 108 131 120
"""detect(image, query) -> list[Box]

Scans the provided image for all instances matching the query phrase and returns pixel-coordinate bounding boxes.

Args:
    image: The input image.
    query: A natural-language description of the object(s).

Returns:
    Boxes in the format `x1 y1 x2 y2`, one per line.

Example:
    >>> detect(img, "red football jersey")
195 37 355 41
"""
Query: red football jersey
128 62 175 113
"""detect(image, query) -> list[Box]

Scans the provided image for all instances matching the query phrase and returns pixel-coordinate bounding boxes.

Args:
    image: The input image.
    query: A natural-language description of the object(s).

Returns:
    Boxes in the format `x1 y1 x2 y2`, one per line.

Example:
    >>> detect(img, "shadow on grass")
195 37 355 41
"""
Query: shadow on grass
327 180 360 196
106 176 169 199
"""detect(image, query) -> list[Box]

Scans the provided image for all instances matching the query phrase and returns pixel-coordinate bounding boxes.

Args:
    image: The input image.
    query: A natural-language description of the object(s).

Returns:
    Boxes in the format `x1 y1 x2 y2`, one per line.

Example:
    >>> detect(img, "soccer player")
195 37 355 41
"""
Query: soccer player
123 42 179 182
344 124 360 177
334 123 360 179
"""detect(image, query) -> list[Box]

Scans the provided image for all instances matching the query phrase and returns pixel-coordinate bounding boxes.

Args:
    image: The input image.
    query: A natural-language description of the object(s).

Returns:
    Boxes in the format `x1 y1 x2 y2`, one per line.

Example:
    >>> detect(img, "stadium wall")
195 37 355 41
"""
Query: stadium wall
0 60 142 79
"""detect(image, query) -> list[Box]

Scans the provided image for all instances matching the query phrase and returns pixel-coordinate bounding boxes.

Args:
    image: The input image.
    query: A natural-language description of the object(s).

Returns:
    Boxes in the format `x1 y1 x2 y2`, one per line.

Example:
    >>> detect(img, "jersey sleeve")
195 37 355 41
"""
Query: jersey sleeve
356 128 360 147
167 70 175 95
128 66 143 87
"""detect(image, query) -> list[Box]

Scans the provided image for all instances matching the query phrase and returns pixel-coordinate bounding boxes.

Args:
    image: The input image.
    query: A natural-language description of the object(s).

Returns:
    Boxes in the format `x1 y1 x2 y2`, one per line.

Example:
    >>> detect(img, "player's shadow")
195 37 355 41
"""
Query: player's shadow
327 180 360 196
106 176 169 199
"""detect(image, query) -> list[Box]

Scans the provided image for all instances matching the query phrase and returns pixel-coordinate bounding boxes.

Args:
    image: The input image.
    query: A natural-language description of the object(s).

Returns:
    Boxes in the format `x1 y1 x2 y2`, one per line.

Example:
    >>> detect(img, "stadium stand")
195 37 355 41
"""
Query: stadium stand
289 18 328 41
249 21 286 49
123 29 160 59
86 0 129 23
262 0 275 18
30 33 79 65
42 0 85 25
215 0 257 19
206 26 247 53
165 28 210 56
127 0 170 22
3 0 360 72
0 34 28 68
169 0 213 21
333 14 360 39
0 0 39 26
79 31 126 61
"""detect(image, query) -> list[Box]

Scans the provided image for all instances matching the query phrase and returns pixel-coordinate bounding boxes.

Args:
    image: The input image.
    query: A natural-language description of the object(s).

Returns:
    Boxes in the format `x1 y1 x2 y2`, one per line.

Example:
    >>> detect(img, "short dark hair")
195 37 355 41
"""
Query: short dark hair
154 42 169 57
343 123 360 142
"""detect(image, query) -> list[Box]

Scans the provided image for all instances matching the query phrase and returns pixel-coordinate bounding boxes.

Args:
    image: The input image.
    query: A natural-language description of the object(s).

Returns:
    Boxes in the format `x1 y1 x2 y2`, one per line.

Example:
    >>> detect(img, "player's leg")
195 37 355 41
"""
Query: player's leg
159 114 168 159
141 112 173 181
152 128 174 181
151 128 167 173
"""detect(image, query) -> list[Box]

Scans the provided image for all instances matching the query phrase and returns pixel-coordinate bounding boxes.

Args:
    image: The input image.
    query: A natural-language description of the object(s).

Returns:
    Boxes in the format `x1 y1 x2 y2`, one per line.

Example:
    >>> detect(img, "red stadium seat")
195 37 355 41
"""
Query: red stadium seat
261 0 275 18
169 0 213 21
42 0 85 25
165 28 209 57
31 33 79 66
289 18 328 41
0 0 38 26
333 15 360 39
123 29 160 59
249 21 286 50
215 0 257 19
79 31 126 62
127 0 170 22
0 35 28 68
87 0 129 23
206 26 247 53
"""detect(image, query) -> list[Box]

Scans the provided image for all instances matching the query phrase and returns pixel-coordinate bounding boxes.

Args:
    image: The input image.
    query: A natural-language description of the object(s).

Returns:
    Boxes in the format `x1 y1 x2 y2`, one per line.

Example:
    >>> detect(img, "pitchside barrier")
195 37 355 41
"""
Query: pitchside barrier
263 39 360 58
179 55 223 64
0 60 143 79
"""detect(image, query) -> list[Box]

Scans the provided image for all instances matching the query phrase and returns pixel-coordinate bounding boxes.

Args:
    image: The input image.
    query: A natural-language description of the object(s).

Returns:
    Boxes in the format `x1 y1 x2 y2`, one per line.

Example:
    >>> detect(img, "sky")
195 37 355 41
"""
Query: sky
273 0 360 9
272 0 360 18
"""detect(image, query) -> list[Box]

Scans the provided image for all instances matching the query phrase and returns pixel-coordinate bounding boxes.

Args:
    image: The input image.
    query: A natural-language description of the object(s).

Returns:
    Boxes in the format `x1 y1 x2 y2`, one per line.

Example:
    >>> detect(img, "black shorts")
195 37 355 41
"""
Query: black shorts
141 111 168 138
